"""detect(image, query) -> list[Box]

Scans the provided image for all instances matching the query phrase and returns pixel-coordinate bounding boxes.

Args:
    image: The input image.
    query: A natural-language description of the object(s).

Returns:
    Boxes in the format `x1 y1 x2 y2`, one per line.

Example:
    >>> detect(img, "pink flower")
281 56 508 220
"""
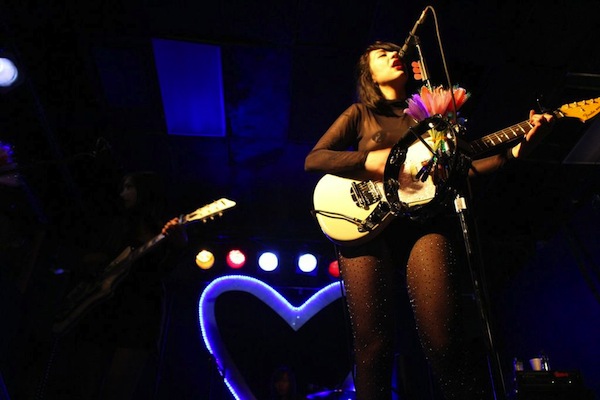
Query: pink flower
444 86 469 116
404 85 470 121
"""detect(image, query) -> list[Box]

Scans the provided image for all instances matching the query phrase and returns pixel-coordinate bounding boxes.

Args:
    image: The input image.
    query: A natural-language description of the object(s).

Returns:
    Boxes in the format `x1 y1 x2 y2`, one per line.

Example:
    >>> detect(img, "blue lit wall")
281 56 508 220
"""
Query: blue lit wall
152 38 226 137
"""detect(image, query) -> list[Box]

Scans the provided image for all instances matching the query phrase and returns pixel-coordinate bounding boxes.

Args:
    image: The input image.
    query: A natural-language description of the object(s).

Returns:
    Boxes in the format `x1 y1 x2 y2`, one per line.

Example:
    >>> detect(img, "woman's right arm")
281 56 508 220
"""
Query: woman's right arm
304 104 374 180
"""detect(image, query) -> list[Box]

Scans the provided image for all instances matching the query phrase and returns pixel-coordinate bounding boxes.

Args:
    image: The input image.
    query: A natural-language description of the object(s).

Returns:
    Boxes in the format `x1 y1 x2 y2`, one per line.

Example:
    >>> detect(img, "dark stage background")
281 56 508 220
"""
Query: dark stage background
1 0 599 399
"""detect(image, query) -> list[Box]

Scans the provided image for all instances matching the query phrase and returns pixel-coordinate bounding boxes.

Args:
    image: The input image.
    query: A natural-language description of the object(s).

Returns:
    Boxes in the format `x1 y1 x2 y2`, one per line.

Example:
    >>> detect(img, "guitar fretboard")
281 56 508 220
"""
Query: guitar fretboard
469 120 534 156
105 198 236 270
130 234 166 262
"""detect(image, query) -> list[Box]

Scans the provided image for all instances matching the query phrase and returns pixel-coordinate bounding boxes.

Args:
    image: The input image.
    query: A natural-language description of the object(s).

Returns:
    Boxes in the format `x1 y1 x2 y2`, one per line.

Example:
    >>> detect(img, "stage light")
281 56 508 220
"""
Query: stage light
297 253 318 274
226 249 246 269
328 260 340 278
0 57 18 88
258 251 278 272
196 249 215 270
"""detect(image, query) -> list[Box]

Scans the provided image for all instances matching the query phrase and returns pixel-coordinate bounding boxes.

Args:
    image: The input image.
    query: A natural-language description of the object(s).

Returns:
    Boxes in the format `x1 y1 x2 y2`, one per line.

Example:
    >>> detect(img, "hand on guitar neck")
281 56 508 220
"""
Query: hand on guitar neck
161 216 188 249
508 109 555 159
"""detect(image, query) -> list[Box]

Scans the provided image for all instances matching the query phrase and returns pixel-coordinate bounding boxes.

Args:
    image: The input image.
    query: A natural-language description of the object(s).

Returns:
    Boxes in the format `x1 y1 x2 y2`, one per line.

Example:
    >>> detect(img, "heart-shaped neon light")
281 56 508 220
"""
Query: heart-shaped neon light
198 275 344 400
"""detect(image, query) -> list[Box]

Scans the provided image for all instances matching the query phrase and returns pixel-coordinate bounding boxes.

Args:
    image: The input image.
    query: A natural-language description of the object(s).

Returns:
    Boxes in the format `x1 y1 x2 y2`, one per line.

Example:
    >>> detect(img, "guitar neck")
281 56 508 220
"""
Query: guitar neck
467 102 595 157
128 233 167 264
115 198 236 266
468 119 534 156
468 98 600 156
125 216 186 265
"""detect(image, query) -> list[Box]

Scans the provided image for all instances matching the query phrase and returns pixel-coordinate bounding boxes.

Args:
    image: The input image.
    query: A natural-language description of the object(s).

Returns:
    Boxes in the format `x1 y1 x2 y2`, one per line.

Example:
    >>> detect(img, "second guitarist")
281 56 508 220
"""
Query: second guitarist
48 171 188 400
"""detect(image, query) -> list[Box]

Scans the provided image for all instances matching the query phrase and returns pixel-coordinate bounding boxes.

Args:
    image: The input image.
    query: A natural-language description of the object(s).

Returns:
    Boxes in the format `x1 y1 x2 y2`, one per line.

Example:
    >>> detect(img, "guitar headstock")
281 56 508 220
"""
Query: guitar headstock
184 198 236 224
556 97 600 122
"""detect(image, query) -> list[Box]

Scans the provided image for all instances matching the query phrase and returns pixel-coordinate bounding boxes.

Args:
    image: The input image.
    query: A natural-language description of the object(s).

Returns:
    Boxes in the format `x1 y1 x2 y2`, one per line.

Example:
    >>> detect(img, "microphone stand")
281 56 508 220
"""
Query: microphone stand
413 27 507 396
454 183 507 400
405 8 507 394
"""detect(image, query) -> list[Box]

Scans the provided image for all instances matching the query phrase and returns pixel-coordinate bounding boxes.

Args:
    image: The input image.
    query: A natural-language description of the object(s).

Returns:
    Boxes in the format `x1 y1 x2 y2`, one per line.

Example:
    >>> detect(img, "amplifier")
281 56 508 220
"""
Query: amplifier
515 370 593 400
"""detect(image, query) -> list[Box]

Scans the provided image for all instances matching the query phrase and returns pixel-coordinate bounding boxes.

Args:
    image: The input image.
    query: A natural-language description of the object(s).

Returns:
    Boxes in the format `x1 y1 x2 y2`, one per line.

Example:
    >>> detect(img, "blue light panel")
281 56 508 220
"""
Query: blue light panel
152 38 226 136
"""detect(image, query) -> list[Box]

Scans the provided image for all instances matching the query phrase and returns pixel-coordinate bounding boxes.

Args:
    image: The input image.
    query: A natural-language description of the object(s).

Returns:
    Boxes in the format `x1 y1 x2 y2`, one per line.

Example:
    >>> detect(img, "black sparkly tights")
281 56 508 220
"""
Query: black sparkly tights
339 233 490 400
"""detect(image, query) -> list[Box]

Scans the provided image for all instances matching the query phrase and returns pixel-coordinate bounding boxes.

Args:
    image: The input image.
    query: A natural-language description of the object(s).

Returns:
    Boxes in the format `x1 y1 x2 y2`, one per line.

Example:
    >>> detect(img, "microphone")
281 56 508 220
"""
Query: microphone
399 8 429 59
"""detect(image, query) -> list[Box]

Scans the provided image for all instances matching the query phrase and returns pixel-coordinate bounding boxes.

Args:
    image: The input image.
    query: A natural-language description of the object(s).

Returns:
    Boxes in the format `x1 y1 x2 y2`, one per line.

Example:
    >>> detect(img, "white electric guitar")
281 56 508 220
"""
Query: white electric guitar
53 198 236 335
313 98 600 246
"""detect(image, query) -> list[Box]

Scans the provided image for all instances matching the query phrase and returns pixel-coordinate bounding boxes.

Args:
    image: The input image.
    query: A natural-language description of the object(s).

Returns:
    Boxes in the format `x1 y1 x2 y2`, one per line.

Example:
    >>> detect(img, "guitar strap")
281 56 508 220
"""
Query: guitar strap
383 144 407 215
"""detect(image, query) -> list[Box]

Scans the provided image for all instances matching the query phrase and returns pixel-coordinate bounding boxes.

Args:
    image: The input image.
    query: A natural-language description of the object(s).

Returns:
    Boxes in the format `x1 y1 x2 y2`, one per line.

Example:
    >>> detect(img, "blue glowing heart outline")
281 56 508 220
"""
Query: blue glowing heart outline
198 275 344 400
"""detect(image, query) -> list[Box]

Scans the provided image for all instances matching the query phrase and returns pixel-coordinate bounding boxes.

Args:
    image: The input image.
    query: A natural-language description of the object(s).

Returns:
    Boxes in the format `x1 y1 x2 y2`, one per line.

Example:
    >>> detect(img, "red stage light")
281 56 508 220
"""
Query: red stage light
226 249 246 269
328 260 340 278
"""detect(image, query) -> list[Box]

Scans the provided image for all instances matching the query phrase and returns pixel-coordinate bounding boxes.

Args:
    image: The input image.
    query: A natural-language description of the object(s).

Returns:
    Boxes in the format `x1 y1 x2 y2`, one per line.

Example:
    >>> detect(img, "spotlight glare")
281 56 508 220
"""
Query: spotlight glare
297 253 317 273
226 249 246 269
258 251 278 272
0 58 18 88
196 249 215 270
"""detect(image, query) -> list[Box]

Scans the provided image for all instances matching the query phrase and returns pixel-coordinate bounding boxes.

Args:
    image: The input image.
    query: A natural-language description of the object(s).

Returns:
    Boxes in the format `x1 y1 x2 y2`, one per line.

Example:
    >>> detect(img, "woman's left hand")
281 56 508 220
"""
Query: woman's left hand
162 217 188 248
510 110 555 158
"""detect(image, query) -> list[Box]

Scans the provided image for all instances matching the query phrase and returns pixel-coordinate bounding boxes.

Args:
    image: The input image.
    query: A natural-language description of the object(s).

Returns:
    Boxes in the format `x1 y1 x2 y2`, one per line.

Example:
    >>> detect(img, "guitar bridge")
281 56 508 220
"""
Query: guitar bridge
351 180 382 209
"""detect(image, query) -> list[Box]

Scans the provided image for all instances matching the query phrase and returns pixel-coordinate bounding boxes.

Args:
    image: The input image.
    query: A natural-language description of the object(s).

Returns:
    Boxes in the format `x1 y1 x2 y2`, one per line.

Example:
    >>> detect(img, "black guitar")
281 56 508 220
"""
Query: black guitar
52 198 236 335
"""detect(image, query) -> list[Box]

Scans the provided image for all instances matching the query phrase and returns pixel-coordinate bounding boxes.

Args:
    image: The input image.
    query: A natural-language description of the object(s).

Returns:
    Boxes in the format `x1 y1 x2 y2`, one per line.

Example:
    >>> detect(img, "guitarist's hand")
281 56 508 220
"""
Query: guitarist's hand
510 110 555 158
162 217 188 248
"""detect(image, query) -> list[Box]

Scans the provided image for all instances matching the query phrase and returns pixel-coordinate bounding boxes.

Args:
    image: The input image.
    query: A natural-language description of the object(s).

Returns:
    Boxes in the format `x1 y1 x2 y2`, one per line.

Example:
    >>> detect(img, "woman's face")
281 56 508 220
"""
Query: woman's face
368 48 407 88
120 177 138 209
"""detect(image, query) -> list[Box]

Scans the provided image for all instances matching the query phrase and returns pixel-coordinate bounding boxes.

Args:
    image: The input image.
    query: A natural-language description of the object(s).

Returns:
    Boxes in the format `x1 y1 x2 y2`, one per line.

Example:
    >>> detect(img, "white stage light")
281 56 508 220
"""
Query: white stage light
297 253 318 273
258 251 278 272
0 58 18 88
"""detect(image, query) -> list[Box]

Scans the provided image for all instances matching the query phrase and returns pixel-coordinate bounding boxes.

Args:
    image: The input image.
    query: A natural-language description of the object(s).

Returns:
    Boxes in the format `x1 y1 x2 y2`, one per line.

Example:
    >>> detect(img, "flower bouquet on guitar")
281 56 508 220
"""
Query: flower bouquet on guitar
400 85 470 185
404 85 470 122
